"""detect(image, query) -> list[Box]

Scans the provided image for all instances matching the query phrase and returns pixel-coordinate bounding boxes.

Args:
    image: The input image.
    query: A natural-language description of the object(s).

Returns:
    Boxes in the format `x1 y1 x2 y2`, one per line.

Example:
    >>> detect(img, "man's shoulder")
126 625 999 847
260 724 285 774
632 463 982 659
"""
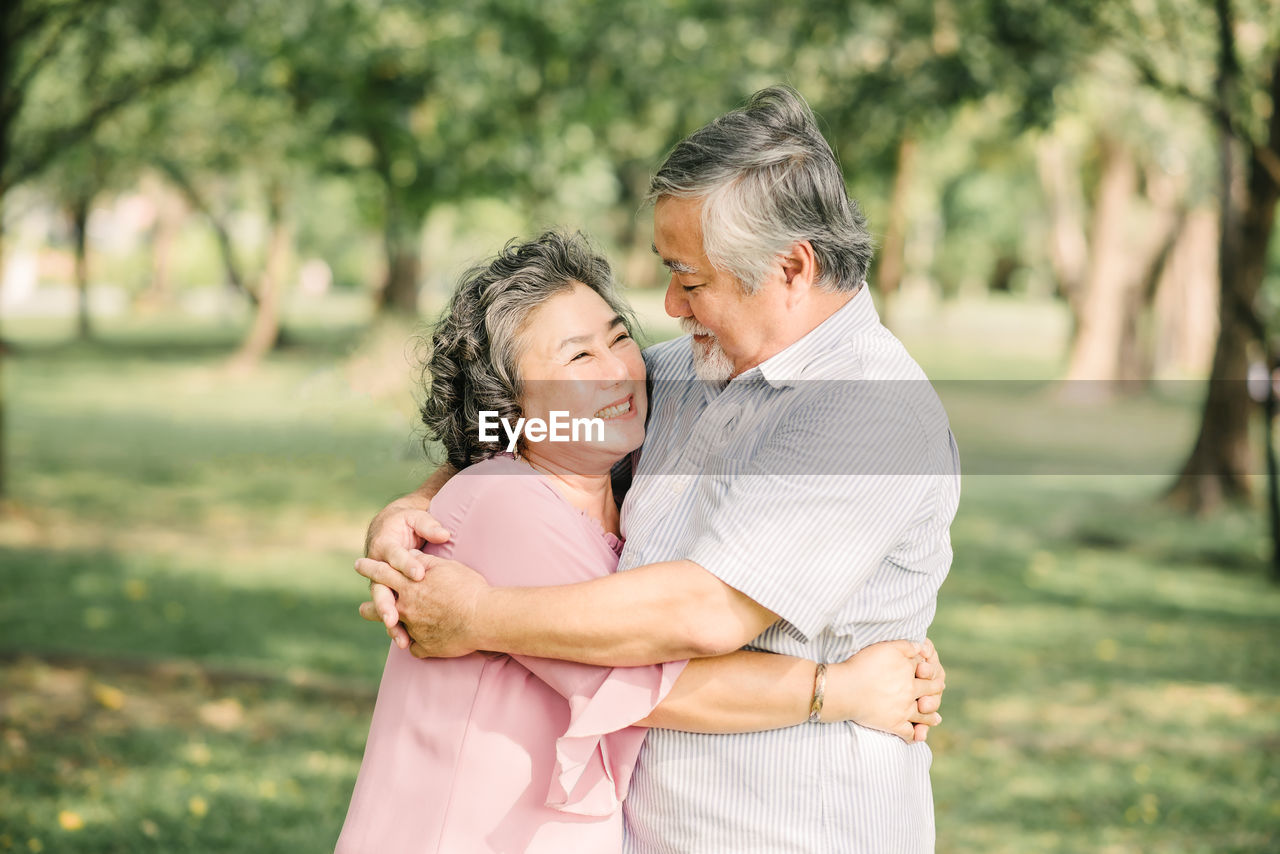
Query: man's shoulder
785 331 952 468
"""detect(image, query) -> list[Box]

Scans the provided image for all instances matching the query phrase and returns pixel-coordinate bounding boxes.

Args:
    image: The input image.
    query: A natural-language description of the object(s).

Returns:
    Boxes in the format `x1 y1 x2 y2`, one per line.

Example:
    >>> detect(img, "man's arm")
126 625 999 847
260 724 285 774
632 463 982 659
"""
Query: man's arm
363 464 456 559
358 555 777 665
360 464 456 647
356 555 946 737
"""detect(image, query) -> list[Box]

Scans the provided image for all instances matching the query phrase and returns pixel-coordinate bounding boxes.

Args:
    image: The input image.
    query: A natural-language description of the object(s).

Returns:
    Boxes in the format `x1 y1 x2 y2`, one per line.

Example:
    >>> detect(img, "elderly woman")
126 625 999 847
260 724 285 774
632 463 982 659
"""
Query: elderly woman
335 232 939 854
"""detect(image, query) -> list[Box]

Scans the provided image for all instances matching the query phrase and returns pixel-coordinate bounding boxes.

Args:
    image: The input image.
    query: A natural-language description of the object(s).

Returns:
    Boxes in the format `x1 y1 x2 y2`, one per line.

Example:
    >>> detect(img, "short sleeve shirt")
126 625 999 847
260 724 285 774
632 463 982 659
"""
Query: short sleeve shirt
619 285 960 854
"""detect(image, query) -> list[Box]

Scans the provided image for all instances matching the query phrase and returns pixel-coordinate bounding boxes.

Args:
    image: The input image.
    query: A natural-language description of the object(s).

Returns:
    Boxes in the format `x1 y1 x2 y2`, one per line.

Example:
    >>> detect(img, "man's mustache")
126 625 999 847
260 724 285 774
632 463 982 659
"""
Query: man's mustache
680 318 716 339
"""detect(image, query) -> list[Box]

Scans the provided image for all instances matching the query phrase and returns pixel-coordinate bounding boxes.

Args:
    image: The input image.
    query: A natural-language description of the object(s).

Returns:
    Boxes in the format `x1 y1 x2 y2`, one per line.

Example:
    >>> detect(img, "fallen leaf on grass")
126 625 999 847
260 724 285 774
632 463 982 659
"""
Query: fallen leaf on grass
91 683 125 711
198 698 244 731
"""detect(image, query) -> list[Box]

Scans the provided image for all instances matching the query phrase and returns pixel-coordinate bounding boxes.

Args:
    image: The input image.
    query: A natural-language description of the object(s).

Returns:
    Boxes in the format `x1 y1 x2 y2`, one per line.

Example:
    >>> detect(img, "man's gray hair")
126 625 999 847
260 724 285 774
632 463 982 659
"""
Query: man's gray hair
421 230 635 469
647 85 873 294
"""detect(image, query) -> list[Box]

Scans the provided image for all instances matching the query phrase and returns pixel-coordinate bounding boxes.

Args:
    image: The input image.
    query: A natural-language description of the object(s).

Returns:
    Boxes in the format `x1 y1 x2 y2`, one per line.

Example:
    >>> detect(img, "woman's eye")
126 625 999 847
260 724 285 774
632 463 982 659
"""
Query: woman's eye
571 352 590 362
612 333 631 344
682 284 702 293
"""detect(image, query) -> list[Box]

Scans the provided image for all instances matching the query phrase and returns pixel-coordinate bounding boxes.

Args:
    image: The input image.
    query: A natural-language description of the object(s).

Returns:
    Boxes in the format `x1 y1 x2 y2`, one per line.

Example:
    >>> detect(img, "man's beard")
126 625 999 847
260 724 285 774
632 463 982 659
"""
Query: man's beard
680 318 734 383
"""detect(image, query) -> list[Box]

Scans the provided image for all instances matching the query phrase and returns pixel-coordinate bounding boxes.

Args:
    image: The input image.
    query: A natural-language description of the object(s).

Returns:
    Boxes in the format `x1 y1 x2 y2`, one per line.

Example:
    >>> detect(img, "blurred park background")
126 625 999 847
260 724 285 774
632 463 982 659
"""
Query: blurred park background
1 0 1279 851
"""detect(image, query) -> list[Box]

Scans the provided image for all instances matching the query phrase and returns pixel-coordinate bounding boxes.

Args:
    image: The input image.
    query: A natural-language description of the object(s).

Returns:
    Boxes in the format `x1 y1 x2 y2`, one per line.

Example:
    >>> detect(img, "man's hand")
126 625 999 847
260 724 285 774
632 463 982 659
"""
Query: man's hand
355 554 490 658
825 638 946 743
363 497 452 648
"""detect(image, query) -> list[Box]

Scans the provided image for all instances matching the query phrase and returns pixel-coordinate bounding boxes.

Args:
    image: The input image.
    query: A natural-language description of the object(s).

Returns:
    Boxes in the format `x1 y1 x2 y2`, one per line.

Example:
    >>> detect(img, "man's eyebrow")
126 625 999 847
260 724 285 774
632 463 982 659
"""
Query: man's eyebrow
651 242 697 275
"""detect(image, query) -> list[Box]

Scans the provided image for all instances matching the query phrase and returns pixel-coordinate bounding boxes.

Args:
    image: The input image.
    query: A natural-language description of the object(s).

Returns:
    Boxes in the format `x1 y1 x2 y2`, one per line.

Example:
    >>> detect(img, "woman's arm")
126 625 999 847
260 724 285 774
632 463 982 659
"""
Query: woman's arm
635 640 944 742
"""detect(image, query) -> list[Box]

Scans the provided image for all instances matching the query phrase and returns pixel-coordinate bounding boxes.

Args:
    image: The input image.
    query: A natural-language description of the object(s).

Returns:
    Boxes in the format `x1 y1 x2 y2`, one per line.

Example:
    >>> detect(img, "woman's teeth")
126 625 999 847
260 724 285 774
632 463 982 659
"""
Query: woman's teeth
595 399 631 419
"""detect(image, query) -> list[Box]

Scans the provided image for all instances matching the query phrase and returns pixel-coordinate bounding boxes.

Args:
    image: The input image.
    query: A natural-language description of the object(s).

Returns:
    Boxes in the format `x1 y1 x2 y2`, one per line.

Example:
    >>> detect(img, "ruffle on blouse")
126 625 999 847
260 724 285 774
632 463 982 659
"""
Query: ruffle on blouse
545 659 687 816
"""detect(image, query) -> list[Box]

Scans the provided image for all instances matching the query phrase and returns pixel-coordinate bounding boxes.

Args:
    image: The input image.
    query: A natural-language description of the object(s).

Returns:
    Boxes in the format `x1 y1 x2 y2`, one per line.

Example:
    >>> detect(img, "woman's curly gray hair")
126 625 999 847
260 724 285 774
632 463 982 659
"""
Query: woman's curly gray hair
421 231 635 470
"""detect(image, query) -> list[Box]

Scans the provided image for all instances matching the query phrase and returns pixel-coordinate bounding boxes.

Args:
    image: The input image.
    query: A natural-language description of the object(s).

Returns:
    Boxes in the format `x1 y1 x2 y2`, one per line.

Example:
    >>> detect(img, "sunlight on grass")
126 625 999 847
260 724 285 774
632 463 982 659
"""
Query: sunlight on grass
3 308 1278 852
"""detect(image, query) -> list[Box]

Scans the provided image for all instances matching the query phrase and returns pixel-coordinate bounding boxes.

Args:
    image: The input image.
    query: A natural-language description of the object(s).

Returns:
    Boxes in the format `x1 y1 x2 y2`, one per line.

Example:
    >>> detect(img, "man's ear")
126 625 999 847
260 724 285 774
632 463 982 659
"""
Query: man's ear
781 240 818 304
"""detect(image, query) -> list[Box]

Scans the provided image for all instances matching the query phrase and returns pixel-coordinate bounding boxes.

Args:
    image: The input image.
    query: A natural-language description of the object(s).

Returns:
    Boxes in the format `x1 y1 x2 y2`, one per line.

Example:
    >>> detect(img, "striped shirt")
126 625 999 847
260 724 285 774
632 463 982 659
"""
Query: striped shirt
619 284 960 853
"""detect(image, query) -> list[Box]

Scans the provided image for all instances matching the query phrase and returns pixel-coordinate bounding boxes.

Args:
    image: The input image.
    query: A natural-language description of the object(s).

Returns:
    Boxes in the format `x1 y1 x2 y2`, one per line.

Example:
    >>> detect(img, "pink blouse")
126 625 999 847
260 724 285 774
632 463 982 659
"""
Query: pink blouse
335 455 686 854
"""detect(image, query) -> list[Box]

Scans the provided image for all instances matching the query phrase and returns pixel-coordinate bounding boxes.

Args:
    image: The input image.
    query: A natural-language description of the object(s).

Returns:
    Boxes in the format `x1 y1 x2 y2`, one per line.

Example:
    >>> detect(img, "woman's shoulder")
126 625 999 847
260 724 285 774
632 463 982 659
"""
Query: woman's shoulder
432 455 620 584
455 453 536 479
437 454 567 520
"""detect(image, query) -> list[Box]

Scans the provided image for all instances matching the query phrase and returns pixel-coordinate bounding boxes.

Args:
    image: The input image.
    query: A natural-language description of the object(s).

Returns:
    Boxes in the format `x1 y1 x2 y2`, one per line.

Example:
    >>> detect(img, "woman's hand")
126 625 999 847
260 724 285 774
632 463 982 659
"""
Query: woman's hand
823 639 945 743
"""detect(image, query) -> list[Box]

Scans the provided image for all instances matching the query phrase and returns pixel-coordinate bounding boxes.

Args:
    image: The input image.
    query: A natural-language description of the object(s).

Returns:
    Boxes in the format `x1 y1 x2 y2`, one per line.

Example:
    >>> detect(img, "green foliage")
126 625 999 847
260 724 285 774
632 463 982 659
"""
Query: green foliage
4 1 234 191
14 0 1248 320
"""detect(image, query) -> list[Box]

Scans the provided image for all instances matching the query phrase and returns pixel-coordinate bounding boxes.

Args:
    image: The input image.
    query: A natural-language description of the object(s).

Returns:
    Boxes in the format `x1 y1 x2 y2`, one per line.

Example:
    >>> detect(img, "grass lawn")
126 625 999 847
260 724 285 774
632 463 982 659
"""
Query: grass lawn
1 299 1277 853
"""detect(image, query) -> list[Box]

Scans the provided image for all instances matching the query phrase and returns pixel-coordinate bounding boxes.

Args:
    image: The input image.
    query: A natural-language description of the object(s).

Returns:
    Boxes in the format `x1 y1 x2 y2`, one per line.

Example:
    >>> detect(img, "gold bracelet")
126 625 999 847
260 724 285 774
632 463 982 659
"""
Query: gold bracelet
808 662 827 723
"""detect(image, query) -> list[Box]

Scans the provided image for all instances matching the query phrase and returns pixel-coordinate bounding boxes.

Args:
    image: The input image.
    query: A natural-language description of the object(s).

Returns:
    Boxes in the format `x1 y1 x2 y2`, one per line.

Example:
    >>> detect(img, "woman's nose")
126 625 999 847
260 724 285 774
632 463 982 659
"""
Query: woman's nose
599 348 630 383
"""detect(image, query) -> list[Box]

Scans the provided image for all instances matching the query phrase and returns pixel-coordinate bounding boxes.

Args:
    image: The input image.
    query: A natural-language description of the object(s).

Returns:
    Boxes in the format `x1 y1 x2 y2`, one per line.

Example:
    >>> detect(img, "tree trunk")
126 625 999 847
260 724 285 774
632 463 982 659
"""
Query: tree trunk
1117 215 1182 382
228 183 290 372
988 255 1019 293
1166 41 1280 513
137 188 182 312
1036 133 1089 321
1118 166 1186 381
1060 138 1138 393
157 161 254 306
376 198 421 317
622 217 659 290
873 134 917 322
1061 139 1184 393
210 209 249 303
1 3 16 502
70 193 92 340
1167 145 1279 511
1152 207 1219 376
615 162 660 290
0 189 7 500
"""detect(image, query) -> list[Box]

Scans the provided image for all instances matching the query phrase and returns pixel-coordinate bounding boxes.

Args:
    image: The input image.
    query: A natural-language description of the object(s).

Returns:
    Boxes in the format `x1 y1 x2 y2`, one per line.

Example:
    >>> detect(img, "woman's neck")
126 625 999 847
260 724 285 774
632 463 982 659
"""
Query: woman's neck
520 451 619 535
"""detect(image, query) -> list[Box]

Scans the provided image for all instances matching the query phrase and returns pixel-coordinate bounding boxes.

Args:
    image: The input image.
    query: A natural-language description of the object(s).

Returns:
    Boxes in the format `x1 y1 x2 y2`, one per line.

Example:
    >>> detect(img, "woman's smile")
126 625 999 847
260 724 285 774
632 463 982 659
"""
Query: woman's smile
594 394 636 420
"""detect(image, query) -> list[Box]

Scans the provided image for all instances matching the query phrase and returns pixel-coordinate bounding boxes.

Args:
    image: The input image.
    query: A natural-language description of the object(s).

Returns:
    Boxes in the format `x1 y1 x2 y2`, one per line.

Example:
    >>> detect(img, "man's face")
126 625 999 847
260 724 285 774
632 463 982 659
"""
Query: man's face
652 196 782 381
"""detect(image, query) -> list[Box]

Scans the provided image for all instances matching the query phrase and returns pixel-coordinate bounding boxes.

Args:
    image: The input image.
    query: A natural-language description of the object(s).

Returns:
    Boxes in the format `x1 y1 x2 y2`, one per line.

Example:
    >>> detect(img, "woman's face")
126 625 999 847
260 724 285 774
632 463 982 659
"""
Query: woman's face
515 282 647 472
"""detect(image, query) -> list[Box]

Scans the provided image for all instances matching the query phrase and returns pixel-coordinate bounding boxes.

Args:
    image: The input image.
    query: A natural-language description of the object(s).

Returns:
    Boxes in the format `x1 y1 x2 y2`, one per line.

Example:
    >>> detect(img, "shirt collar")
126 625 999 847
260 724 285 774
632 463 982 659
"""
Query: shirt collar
752 283 879 388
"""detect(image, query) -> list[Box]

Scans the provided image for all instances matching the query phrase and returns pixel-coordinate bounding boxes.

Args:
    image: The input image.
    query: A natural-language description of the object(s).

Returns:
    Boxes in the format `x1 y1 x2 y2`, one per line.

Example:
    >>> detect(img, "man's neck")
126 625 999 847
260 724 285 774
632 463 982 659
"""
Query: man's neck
729 289 856 378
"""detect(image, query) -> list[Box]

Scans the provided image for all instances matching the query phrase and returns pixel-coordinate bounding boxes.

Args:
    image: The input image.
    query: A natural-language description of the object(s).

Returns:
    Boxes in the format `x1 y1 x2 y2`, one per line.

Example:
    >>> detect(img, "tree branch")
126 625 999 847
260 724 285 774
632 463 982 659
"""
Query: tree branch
1130 55 1217 121
1253 143 1280 189
5 55 205 188
11 1 59 45
1 5 83 129
11 7 82 99
153 156 256 305
1124 13 1280 188
21 0 109 34
1261 51 1280 190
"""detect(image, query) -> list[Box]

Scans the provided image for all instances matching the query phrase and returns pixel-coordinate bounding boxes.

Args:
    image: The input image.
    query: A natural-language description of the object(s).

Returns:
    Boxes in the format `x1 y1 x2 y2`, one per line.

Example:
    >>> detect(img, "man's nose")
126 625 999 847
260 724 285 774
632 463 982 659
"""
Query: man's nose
664 275 691 318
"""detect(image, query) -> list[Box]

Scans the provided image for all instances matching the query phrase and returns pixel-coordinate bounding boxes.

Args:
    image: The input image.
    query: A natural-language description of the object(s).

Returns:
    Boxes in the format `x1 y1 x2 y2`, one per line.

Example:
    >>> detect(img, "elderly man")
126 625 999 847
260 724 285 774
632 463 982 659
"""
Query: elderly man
357 86 959 853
